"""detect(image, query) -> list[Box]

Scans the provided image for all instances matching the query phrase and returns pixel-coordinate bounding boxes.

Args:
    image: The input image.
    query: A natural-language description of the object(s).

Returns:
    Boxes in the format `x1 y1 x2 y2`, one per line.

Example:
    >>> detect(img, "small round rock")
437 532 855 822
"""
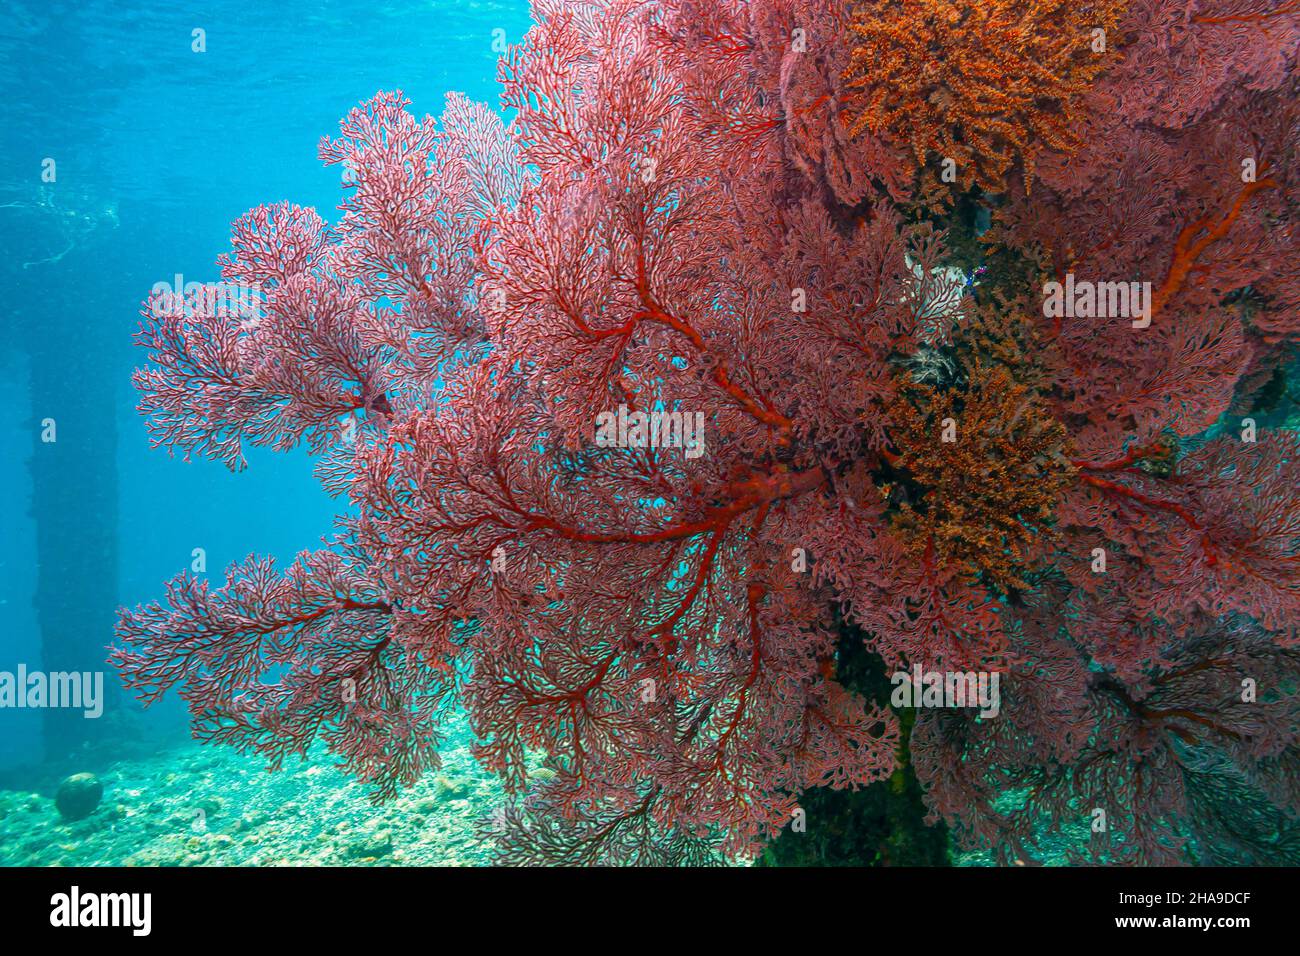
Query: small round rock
55 773 103 821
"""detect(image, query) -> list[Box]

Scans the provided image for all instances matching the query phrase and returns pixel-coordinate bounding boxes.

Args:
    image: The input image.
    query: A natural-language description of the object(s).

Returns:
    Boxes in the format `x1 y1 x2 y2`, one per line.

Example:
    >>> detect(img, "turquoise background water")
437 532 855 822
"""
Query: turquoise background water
0 0 549 868
0 0 528 773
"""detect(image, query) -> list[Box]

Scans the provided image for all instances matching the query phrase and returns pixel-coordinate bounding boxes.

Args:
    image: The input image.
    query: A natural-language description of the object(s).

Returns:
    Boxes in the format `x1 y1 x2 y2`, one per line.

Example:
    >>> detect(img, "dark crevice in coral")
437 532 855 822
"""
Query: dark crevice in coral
760 613 950 867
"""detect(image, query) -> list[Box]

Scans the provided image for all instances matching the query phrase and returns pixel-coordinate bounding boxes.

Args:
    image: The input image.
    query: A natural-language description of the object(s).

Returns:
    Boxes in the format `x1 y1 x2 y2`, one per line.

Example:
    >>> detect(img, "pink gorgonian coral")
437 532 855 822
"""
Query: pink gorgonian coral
114 0 1300 865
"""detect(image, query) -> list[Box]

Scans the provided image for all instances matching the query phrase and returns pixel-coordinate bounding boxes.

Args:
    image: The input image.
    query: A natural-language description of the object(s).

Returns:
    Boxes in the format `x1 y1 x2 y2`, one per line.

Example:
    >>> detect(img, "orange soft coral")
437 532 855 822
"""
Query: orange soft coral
885 361 1072 590
843 0 1127 191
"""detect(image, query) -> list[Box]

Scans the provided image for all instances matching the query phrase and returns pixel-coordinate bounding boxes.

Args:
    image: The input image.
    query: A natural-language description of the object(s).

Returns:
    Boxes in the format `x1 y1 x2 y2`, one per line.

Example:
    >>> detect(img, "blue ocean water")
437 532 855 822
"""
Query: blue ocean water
0 0 530 863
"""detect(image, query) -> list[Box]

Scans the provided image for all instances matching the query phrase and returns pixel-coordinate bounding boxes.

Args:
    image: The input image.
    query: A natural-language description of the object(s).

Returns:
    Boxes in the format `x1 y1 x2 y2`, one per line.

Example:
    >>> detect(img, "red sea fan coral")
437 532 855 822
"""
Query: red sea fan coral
114 0 1300 865
111 551 444 801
